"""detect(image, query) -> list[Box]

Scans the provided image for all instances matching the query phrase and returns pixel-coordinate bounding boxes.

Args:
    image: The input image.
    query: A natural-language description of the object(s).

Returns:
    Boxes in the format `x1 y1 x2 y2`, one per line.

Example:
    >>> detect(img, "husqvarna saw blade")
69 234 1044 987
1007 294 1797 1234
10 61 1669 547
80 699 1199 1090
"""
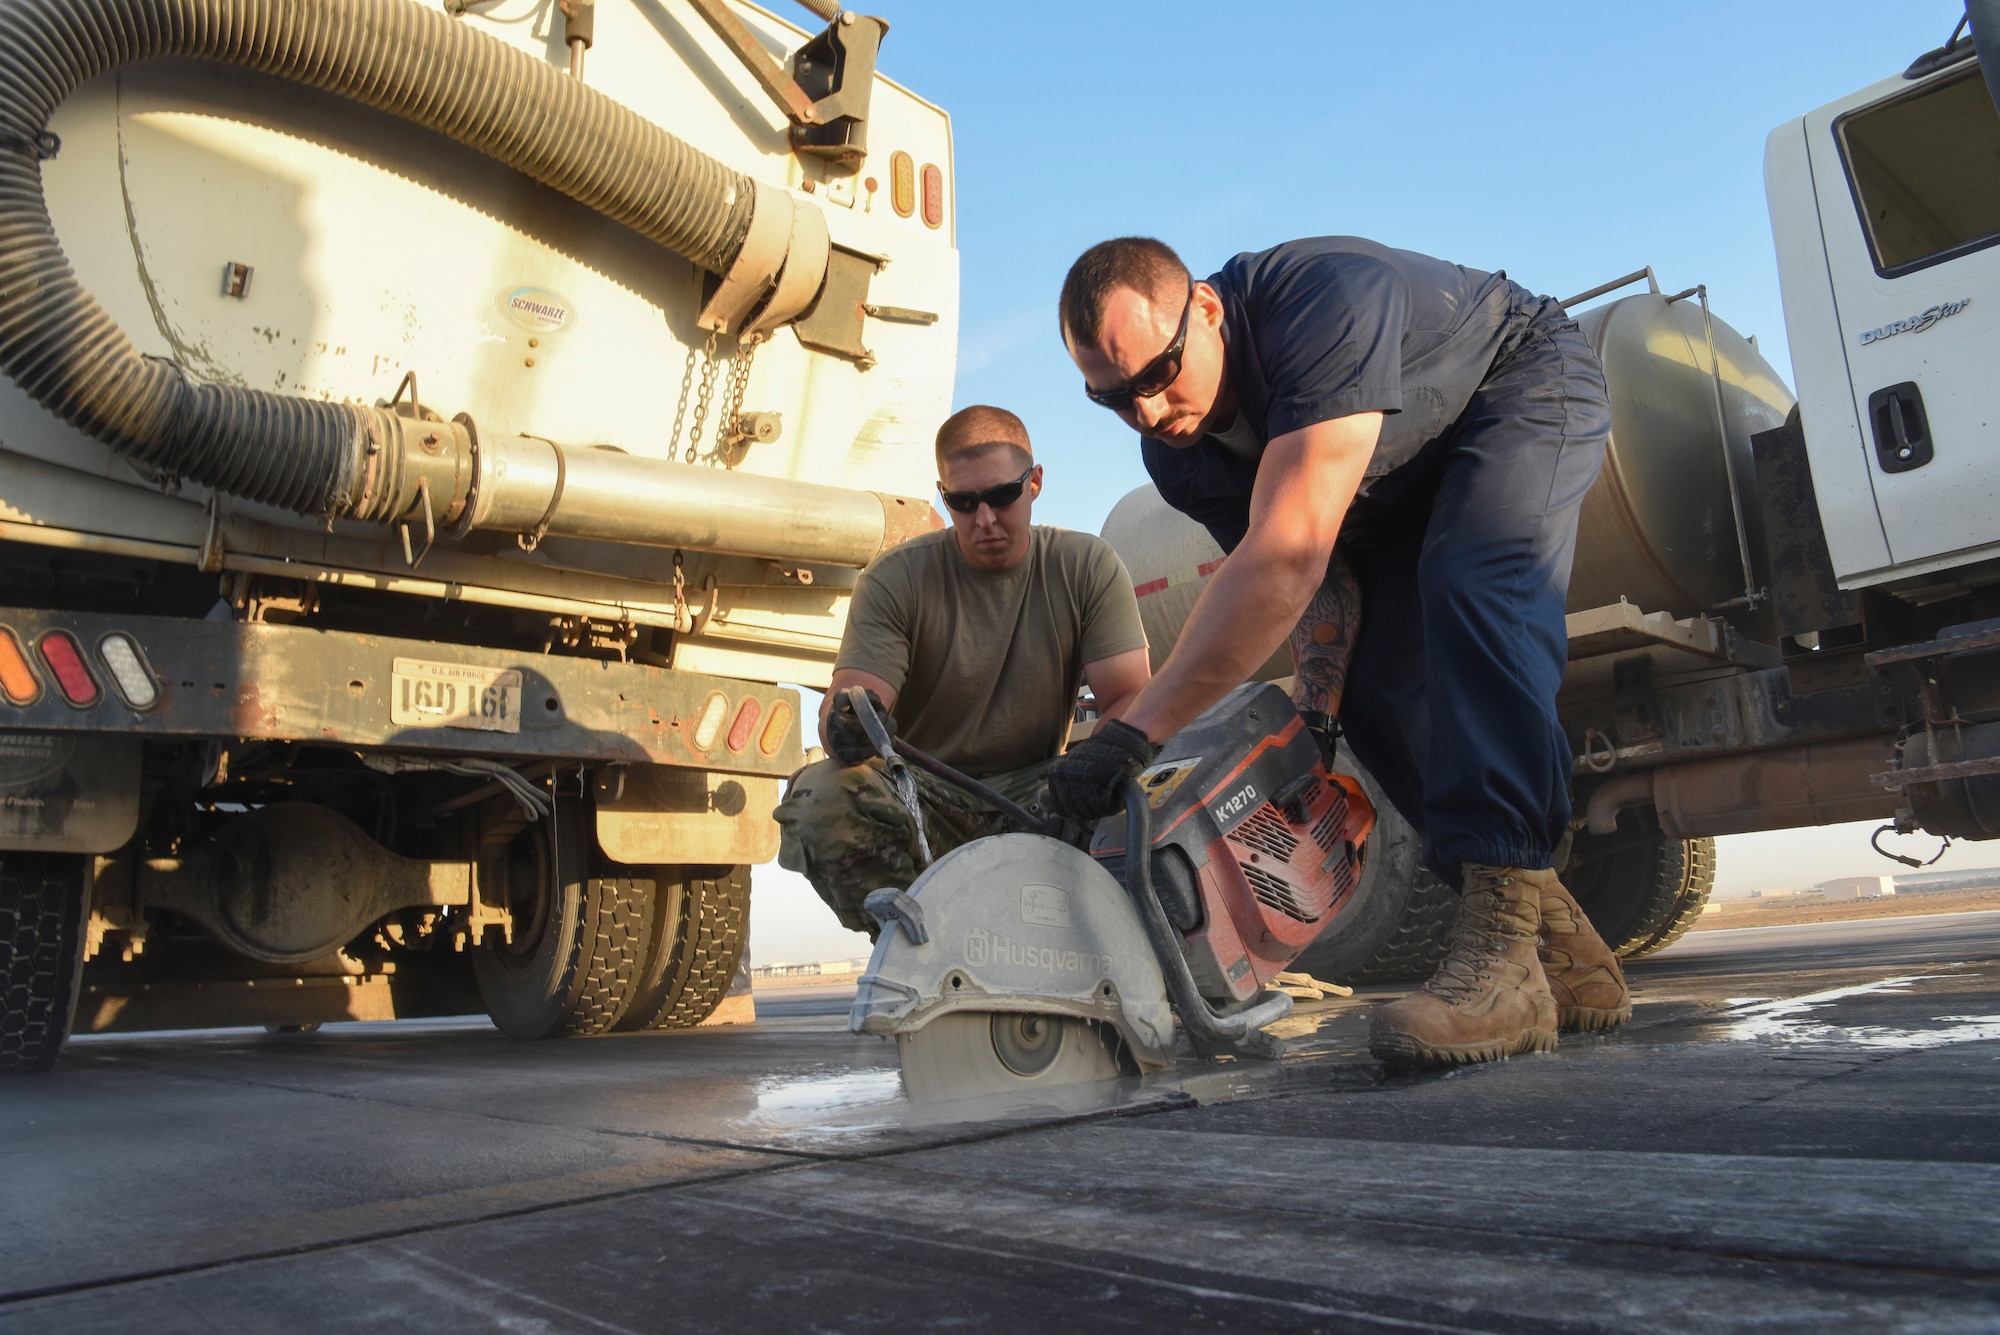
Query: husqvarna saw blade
850 833 1178 1103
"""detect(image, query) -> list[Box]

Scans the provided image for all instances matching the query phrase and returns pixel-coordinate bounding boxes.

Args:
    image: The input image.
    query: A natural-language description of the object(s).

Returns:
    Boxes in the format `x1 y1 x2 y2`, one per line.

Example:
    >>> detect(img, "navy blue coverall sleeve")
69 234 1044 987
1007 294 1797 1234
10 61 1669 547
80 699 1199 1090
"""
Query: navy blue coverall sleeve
1242 250 1410 438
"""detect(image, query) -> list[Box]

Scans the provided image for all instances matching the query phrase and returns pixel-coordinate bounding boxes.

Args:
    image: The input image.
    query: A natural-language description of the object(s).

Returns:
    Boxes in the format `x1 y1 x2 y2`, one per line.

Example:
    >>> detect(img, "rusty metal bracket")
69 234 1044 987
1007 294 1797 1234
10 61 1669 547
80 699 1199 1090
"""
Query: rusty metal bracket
399 477 437 568
198 496 227 574
1871 753 2000 789
688 0 820 123
389 369 425 420
516 435 568 553
691 574 723 636
684 1 886 171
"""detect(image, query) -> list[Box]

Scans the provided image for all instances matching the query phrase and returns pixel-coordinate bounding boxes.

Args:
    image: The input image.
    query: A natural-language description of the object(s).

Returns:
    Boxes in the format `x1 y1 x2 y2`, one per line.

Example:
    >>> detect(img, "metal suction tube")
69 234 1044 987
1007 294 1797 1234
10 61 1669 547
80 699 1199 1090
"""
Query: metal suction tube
1121 780 1292 1050
0 0 850 546
471 436 936 568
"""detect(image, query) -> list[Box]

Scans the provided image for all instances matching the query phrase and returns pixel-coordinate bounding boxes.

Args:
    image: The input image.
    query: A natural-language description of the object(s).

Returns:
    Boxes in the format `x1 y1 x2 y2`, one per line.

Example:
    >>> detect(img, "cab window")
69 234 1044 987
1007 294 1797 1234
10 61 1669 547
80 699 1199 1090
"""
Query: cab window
1837 66 2000 276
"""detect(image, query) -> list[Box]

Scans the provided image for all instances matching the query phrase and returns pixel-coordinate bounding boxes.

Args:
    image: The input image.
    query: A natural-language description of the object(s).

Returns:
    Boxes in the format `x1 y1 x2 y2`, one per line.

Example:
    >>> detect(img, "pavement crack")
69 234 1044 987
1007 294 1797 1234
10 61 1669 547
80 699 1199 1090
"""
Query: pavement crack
679 1191 1550 1335
377 1245 646 1335
0 1076 1196 1310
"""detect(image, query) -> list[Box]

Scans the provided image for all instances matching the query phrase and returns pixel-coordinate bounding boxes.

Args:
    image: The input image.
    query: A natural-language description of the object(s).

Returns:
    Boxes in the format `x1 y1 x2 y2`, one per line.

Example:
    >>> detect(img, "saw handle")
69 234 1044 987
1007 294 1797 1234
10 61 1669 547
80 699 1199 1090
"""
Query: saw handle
843 685 901 766
842 686 1052 834
1121 779 1293 1054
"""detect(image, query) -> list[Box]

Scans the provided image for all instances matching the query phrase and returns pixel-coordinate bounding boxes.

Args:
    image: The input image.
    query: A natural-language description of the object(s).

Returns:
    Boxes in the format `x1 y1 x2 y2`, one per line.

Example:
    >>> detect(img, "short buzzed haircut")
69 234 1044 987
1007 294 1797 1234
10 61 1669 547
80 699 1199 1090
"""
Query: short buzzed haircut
936 404 1033 475
1059 237 1192 348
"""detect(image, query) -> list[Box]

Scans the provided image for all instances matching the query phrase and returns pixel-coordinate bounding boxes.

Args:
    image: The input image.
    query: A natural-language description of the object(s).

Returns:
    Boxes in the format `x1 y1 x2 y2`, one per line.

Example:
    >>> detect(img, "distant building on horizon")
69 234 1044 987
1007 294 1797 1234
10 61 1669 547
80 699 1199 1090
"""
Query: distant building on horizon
1819 875 1895 901
1892 865 2000 894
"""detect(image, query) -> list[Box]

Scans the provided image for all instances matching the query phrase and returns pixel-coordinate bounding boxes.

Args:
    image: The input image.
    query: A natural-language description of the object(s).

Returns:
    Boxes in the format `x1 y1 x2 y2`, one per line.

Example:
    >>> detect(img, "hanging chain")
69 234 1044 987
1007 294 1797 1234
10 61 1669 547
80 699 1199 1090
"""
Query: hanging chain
684 331 721 464
672 550 689 631
720 336 761 469
668 342 699 462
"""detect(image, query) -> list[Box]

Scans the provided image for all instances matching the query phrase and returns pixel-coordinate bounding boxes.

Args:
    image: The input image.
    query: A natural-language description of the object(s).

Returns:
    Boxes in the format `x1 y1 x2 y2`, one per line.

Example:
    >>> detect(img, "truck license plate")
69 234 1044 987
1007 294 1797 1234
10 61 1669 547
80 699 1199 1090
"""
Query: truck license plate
390 658 522 734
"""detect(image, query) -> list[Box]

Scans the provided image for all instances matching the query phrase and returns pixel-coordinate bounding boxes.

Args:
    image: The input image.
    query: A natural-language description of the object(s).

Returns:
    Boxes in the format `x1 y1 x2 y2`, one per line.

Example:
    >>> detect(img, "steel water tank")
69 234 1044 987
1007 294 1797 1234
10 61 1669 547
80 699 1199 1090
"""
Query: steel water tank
1567 292 1794 619
1101 292 1796 652
1099 486 1294 680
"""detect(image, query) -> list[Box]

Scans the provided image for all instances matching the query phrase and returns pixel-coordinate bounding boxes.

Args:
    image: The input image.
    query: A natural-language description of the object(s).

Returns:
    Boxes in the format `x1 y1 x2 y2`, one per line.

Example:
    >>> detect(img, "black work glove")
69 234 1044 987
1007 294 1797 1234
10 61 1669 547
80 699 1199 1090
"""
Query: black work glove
1044 719 1160 823
825 689 896 766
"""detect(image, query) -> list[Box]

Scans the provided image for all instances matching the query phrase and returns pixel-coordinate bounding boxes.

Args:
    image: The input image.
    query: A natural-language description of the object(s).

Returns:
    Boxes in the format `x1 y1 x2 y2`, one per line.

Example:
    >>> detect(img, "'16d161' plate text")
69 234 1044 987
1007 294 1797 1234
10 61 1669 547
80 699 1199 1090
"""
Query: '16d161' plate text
390 657 522 733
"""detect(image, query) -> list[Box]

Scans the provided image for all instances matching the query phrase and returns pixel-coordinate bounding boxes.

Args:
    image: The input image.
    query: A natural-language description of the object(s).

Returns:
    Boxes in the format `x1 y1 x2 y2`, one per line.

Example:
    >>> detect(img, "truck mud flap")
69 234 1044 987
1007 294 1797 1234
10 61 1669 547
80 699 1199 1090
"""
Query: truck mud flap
0 733 138 854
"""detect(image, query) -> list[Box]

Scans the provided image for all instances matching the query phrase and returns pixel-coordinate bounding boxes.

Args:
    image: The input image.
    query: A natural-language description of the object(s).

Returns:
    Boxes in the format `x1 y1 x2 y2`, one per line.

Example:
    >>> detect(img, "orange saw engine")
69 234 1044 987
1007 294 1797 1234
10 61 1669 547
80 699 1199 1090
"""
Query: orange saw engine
1090 682 1376 1006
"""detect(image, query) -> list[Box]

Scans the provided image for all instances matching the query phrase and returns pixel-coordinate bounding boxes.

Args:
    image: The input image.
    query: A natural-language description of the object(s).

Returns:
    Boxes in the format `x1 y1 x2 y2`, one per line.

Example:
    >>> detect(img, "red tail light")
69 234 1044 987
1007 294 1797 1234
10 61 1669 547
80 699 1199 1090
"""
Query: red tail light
727 698 761 753
38 631 99 706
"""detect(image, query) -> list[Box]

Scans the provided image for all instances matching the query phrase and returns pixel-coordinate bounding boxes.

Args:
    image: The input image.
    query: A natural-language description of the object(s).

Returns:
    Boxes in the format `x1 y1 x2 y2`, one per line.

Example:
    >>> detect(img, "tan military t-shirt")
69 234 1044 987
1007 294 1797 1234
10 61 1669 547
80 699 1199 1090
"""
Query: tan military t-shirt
836 526 1148 777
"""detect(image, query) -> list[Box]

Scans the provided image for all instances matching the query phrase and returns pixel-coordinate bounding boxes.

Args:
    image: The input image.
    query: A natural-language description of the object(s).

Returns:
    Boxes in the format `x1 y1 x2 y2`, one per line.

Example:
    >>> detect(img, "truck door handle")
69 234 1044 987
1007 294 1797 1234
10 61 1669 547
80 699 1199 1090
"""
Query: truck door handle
1868 381 1933 473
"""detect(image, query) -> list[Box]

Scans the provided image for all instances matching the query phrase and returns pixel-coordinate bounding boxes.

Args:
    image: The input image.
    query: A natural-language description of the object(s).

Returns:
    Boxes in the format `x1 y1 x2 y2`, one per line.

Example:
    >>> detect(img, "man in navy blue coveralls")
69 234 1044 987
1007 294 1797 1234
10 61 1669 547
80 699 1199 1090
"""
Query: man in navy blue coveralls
1045 236 1632 1067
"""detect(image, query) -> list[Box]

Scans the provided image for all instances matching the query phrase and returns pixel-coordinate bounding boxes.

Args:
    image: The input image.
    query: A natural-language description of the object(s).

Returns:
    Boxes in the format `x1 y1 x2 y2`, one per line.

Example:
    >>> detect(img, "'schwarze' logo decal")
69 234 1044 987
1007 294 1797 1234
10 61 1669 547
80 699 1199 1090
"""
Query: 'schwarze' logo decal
503 286 574 334
1860 298 1969 346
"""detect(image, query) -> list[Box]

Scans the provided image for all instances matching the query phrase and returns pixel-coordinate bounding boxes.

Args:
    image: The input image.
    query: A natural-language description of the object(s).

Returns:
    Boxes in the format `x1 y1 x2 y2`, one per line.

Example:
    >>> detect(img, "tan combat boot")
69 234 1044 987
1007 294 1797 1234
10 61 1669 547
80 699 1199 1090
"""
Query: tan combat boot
1368 865 1560 1067
1538 878 1631 1032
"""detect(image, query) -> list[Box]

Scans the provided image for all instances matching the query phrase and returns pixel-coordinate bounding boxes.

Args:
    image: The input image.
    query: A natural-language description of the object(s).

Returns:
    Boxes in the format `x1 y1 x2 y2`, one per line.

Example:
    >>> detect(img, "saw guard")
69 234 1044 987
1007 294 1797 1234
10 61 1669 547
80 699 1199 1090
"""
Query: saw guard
848 833 1178 1072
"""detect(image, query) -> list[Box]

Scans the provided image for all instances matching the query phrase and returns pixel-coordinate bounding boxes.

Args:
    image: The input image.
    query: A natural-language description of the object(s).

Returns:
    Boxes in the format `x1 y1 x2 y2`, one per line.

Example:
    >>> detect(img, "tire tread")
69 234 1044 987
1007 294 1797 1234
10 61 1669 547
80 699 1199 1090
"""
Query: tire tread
1341 868 1458 985
0 853 87 1074
1623 837 1716 959
642 867 749 1031
546 876 651 1037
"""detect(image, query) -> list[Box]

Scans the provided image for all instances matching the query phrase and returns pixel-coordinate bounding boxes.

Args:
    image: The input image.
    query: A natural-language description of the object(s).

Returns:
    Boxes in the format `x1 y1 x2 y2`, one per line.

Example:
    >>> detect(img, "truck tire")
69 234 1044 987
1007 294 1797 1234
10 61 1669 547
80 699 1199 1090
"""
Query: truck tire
1 852 90 1074
1566 828 1716 959
1621 838 1716 959
1290 767 1457 986
616 865 748 1031
473 798 651 1038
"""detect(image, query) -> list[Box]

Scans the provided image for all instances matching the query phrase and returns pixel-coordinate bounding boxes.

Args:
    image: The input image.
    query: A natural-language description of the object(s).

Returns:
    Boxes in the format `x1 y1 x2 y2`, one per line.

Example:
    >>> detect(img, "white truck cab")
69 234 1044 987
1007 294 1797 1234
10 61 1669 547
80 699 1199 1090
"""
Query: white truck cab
1768 47 2000 588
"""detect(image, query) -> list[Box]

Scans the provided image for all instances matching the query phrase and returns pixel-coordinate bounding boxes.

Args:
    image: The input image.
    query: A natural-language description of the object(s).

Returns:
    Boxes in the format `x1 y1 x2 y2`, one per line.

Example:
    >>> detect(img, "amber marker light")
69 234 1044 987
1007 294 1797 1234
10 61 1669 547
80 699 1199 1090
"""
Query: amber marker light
890 151 915 217
758 699 793 755
97 633 160 710
692 691 729 751
727 697 761 753
38 630 99 707
0 627 41 705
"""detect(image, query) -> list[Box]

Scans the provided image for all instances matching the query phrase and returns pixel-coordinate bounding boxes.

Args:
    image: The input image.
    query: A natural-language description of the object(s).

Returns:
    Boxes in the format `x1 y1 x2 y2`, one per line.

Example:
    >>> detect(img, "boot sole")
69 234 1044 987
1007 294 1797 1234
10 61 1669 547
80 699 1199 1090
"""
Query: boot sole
1369 1027 1559 1069
1558 1004 1633 1033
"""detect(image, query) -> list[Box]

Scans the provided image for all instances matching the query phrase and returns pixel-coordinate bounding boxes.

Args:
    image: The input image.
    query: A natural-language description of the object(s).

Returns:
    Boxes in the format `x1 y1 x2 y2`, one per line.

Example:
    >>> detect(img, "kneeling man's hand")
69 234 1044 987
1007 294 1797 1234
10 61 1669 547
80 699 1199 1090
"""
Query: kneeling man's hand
1045 720 1159 823
826 689 897 766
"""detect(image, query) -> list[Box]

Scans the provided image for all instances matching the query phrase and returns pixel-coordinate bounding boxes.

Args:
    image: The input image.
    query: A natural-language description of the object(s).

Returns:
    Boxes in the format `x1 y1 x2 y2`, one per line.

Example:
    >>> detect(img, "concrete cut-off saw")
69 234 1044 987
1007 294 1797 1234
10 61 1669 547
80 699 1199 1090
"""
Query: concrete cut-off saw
844 681 1376 1103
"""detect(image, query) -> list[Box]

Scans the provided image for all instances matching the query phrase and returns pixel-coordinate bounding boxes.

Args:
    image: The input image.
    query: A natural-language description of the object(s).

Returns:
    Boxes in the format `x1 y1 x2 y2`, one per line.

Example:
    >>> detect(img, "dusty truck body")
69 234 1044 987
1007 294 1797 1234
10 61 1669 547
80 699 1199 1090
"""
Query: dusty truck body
1105 29 2000 983
0 0 958 1069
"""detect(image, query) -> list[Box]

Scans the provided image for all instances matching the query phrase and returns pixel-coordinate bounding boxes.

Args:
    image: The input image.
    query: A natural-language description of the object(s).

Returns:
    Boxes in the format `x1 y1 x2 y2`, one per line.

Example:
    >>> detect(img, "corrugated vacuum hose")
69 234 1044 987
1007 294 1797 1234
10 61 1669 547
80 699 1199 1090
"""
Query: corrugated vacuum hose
0 0 759 521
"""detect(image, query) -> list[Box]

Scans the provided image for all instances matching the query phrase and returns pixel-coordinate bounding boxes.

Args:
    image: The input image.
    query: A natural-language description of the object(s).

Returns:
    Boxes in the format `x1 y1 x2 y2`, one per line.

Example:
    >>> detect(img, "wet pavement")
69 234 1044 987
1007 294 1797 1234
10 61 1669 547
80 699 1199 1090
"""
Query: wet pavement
2 911 1997 1332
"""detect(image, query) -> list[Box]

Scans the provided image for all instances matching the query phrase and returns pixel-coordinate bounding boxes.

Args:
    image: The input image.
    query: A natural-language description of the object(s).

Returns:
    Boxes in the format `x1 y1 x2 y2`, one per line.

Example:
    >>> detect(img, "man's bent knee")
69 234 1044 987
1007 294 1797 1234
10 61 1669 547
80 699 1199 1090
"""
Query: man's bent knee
774 758 925 933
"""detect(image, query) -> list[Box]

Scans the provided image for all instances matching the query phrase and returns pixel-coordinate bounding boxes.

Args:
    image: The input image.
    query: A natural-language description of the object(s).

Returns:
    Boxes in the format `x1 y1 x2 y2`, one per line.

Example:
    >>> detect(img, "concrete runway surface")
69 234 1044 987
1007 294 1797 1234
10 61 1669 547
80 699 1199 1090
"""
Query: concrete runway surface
2 911 1997 1333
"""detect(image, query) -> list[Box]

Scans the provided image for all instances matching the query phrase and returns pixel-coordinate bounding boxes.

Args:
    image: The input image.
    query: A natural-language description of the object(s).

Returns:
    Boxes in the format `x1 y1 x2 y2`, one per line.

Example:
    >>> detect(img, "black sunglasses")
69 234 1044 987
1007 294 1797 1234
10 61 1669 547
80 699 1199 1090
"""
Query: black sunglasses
1083 278 1194 411
939 462 1036 514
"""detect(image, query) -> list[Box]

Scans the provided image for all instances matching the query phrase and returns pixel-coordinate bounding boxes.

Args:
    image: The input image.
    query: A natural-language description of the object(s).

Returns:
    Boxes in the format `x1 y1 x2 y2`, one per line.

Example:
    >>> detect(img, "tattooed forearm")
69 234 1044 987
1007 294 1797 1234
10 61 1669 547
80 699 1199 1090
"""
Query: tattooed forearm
1288 554 1362 717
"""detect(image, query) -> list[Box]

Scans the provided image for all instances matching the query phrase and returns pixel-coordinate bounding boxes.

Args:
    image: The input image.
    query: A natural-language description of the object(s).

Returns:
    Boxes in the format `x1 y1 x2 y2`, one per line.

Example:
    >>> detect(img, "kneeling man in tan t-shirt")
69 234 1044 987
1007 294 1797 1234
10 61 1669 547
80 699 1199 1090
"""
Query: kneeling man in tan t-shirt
773 405 1151 937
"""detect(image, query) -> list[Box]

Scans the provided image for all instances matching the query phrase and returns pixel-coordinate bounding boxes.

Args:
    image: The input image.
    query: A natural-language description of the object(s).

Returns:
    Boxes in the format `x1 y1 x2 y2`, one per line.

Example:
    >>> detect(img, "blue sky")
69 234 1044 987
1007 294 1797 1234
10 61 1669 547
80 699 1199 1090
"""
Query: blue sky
748 2 1994 966
884 0 1972 534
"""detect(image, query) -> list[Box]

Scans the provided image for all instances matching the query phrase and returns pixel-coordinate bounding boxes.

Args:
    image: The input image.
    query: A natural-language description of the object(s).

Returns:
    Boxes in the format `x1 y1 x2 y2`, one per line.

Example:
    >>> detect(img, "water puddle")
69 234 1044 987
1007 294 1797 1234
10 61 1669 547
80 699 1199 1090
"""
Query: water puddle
743 1067 907 1139
1714 974 2000 1050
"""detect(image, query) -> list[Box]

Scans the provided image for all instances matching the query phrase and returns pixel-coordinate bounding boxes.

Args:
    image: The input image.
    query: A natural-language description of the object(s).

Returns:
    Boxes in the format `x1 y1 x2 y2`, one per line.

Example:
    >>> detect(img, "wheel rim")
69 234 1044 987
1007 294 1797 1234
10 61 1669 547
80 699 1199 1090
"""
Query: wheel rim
491 824 553 967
